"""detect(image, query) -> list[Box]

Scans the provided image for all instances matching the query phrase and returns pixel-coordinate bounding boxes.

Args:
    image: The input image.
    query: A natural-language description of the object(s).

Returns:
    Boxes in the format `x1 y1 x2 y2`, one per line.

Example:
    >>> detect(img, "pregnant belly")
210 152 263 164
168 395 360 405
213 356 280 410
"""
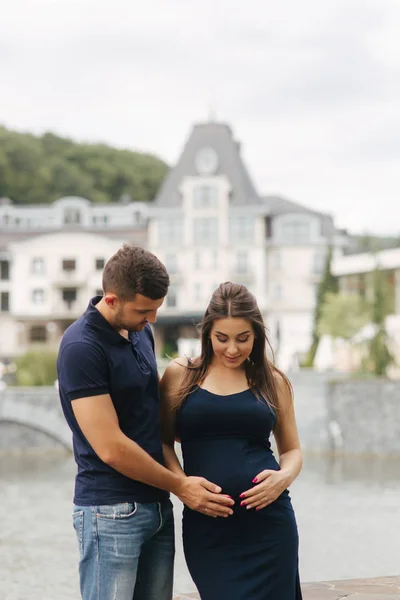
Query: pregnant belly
181 438 280 499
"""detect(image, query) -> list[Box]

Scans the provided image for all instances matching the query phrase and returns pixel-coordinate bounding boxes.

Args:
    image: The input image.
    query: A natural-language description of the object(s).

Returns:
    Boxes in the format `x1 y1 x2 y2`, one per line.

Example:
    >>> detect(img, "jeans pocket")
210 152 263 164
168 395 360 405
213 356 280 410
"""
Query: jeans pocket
72 510 84 557
96 502 137 520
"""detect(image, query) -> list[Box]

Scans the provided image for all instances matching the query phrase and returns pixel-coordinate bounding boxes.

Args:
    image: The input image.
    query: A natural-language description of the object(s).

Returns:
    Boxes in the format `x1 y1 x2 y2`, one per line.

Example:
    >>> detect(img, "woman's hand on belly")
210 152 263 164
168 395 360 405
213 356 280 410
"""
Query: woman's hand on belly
238 469 288 511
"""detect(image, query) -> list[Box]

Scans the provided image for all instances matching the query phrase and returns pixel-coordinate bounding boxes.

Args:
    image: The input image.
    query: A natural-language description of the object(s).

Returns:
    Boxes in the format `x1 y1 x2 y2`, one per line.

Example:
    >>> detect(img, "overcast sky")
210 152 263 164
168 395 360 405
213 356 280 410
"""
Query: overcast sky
1 0 399 234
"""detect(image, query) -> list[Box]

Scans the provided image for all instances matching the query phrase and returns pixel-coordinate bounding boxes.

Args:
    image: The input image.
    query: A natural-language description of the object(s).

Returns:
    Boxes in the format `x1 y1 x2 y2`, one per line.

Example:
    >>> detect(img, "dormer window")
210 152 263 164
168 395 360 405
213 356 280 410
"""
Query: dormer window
133 211 143 225
64 208 81 225
193 185 218 209
278 218 311 244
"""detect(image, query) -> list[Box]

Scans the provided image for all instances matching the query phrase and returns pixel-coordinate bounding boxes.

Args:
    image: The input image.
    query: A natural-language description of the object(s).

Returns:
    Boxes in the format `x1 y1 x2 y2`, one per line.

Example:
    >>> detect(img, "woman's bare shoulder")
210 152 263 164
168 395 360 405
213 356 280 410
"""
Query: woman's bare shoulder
271 365 293 406
161 357 193 384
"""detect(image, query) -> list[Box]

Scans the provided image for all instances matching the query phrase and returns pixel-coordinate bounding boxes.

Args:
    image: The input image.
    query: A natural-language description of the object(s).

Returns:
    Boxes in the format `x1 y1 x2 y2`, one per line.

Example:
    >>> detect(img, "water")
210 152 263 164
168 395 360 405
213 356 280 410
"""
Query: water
1 451 400 599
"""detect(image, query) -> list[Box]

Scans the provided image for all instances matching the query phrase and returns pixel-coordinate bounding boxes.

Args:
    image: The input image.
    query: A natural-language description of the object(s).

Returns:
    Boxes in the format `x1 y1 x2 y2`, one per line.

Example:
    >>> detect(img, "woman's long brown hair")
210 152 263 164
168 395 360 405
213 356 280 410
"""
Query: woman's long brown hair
174 282 292 410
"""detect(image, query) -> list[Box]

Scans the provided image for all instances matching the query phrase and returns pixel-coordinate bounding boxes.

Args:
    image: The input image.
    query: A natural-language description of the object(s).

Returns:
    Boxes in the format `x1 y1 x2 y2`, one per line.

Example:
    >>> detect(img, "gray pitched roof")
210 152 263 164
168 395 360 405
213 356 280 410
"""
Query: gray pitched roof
263 195 322 216
154 122 262 207
0 228 147 252
262 195 334 237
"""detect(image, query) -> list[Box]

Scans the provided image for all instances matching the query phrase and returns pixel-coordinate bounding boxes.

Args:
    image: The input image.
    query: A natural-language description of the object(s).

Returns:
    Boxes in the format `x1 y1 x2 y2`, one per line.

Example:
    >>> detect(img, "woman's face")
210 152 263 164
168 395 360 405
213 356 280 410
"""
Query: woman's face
209 317 255 369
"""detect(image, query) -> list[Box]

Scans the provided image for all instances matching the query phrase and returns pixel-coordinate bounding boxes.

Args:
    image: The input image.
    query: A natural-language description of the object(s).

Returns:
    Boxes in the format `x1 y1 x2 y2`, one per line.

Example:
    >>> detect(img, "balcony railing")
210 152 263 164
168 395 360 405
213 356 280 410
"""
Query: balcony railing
53 271 88 287
229 269 254 283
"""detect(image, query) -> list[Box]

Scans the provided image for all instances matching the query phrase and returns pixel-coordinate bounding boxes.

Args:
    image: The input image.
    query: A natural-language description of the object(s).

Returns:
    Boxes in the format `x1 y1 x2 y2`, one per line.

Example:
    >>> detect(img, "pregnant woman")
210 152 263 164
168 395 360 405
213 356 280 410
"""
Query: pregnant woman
161 282 303 600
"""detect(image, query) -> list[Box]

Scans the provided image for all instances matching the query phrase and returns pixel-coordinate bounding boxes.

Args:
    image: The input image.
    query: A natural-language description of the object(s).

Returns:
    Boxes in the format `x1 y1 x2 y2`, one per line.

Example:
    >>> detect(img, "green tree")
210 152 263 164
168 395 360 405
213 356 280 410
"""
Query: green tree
305 247 339 366
317 293 370 341
15 351 58 386
363 265 395 376
0 125 169 204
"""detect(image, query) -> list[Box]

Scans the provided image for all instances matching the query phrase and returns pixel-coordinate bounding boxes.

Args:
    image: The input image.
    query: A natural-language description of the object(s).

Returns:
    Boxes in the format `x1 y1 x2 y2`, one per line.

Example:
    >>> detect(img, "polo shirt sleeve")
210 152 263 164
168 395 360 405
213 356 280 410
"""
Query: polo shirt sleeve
58 341 109 402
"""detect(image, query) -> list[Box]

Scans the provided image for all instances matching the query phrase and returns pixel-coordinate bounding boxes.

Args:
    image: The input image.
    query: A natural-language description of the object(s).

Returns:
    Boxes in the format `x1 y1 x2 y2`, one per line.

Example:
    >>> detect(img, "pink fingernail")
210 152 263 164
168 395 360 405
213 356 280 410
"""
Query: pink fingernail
252 477 258 483
256 507 261 511
239 493 245 498
240 501 246 507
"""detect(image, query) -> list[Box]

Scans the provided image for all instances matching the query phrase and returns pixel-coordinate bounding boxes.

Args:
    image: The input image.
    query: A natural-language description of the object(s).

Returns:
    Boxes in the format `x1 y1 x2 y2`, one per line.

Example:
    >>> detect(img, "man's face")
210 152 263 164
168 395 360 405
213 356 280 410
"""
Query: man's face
108 293 165 332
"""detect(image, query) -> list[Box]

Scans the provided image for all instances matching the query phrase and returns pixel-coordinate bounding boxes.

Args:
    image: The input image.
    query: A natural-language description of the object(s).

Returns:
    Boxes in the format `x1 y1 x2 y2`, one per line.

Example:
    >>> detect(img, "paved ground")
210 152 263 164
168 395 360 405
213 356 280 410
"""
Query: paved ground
173 576 400 599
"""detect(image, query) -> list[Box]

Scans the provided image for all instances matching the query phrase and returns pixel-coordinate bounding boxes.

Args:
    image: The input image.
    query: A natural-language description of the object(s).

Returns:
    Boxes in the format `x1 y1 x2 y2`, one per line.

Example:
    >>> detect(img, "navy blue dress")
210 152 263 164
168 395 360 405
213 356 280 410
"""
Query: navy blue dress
176 387 302 600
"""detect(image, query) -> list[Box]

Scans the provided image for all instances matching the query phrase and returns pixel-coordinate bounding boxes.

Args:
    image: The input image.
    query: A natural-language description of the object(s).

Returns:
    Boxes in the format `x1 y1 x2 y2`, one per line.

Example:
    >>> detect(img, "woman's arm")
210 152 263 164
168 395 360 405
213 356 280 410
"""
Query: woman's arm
272 373 303 488
239 372 303 510
159 358 187 477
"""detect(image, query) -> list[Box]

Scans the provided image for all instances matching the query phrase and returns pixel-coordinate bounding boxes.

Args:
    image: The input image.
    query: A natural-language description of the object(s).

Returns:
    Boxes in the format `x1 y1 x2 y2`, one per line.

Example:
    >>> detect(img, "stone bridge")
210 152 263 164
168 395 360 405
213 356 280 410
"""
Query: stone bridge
2 372 400 456
0 372 331 453
0 386 72 450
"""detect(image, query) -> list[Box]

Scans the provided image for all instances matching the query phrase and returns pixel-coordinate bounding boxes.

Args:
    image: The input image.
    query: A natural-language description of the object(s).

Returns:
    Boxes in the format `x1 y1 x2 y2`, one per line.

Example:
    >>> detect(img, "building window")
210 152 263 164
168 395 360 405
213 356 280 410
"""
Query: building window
279 220 310 243
193 218 218 245
64 208 81 225
158 219 183 245
95 258 105 270
274 284 283 300
62 288 77 308
275 320 281 346
193 185 218 209
32 289 45 304
229 216 255 243
166 285 177 308
31 257 45 275
92 215 109 227
2 214 10 227
133 210 143 225
236 251 248 273
212 250 218 269
313 252 326 274
272 252 281 270
165 253 178 274
194 283 202 302
30 325 47 342
0 260 10 280
0 291 9 312
62 259 76 271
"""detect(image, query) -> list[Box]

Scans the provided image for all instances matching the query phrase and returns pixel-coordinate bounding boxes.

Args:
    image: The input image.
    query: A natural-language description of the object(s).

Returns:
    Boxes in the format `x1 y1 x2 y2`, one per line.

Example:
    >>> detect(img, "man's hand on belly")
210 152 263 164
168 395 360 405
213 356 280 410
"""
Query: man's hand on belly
175 476 235 518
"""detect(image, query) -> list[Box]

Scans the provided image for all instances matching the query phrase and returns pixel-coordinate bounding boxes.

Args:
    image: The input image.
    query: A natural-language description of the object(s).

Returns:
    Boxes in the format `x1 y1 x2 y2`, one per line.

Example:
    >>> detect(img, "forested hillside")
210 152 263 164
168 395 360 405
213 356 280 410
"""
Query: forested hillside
0 126 169 204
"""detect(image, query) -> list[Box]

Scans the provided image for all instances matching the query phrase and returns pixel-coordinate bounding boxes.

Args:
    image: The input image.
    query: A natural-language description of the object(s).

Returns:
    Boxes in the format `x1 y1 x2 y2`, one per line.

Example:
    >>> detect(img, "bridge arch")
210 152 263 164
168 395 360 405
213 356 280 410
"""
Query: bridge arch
0 387 72 450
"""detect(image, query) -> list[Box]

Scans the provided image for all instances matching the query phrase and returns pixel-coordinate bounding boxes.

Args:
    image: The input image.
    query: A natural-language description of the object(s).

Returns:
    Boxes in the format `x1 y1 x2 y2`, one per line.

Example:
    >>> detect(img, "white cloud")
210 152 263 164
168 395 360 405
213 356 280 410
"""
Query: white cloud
1 0 399 234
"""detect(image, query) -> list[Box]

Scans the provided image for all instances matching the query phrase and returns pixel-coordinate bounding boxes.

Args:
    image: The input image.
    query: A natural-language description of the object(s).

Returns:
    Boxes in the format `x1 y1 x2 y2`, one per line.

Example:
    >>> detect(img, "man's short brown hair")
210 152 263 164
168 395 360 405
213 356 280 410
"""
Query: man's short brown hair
102 245 170 300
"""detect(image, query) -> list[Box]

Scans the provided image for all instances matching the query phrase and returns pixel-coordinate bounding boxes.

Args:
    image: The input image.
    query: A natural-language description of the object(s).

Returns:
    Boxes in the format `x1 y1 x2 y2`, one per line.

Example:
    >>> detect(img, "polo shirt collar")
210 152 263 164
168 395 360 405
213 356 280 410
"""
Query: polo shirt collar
85 296 137 346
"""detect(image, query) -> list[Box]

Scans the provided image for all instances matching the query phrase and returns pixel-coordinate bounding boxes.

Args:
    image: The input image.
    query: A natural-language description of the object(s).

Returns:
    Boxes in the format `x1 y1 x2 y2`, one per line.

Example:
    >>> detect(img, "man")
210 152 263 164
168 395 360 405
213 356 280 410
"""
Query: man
57 244 234 600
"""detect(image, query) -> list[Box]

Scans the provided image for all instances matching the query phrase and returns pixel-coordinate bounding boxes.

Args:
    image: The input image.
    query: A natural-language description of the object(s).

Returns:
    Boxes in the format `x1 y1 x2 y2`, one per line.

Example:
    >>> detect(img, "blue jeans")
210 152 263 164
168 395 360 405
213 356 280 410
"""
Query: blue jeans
72 500 175 600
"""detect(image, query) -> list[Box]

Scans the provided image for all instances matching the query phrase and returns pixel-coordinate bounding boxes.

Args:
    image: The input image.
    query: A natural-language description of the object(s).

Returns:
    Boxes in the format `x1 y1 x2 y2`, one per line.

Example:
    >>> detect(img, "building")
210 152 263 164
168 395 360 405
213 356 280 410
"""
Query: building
333 247 400 313
312 247 400 374
0 121 348 367
0 197 147 358
148 122 348 366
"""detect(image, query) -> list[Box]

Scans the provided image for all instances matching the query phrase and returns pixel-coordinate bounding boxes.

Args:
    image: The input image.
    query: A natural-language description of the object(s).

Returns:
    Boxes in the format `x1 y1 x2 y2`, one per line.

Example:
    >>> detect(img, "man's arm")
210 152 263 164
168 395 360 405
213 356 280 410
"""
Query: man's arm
59 340 233 516
72 394 234 516
72 394 184 493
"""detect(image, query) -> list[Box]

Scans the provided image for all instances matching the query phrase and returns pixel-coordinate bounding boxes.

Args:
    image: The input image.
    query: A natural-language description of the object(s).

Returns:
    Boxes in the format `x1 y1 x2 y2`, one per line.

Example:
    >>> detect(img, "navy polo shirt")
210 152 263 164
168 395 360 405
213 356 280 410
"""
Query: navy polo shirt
57 296 168 506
